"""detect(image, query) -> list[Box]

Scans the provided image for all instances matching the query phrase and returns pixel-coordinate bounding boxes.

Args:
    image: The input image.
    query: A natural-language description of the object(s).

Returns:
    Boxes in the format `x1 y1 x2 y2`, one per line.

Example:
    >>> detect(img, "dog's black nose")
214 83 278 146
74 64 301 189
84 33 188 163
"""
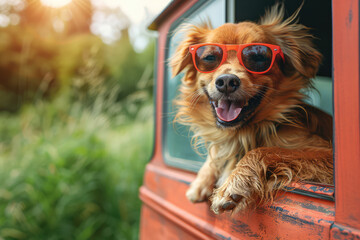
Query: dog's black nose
215 74 241 94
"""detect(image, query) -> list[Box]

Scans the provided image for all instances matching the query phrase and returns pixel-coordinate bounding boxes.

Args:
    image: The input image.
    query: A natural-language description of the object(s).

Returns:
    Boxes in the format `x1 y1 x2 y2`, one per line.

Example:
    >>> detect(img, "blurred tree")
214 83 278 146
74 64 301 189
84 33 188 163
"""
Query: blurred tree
70 28 154 119
0 24 59 111
0 0 153 113
0 0 94 111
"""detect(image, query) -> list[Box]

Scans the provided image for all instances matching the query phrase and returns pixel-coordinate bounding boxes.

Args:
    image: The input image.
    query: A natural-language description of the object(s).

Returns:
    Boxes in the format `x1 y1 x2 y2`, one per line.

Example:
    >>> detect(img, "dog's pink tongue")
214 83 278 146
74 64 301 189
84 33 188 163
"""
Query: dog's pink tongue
215 99 243 122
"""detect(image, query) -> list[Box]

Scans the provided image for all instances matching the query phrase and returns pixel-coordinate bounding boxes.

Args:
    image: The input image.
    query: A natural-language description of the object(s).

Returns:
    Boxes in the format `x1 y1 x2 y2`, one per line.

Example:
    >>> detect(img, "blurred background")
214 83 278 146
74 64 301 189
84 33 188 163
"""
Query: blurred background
0 0 169 239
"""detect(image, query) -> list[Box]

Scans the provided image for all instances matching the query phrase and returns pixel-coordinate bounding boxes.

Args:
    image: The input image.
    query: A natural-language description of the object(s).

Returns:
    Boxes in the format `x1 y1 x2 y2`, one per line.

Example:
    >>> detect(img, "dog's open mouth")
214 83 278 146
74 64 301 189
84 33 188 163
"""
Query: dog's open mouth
208 87 267 127
211 99 245 122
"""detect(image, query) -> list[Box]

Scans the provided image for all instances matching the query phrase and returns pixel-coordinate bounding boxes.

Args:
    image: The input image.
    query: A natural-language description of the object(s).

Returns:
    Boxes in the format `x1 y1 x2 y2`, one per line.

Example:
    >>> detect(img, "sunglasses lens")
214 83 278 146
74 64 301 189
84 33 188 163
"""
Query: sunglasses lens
195 45 223 72
241 45 272 72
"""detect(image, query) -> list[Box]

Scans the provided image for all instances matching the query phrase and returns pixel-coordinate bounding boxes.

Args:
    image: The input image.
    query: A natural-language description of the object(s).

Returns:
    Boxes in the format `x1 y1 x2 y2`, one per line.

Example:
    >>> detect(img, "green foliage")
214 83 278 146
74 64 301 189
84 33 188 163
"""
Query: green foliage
0 97 153 239
0 1 155 238
0 36 154 237
102 33 154 102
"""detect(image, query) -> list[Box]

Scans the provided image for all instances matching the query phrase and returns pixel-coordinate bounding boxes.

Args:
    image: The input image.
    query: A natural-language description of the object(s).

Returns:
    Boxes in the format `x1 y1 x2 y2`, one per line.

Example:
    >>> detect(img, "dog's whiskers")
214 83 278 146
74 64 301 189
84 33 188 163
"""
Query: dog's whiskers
187 88 205 111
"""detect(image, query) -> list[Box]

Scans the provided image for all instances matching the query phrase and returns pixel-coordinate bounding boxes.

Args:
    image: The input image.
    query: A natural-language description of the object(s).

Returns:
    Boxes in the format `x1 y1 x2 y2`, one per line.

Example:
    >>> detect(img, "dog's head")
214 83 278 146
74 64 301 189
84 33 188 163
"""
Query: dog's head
171 5 322 129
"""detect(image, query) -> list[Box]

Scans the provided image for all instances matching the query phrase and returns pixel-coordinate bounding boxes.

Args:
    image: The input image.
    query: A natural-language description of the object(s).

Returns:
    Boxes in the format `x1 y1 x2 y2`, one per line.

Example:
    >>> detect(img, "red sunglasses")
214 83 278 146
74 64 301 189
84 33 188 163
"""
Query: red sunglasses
189 43 285 74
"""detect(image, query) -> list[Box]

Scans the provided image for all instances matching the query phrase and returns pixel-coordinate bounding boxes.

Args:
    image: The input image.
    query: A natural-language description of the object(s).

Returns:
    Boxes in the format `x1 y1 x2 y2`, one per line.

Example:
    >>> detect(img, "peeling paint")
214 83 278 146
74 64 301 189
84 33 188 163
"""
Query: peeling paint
331 224 360 240
281 214 315 226
346 8 353 28
270 206 315 226
297 202 334 216
307 185 334 194
270 206 289 214
281 198 335 216
284 184 334 201
231 220 260 238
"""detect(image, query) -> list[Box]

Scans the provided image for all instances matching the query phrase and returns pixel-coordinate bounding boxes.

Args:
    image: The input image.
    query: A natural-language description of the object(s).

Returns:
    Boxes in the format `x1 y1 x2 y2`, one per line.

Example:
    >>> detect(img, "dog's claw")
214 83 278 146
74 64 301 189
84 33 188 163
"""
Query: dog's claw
230 194 243 202
222 202 236 211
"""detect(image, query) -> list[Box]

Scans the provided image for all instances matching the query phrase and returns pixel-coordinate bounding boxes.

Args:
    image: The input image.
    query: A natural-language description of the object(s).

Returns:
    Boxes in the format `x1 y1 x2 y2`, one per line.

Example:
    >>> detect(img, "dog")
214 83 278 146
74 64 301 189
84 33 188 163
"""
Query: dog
170 4 333 214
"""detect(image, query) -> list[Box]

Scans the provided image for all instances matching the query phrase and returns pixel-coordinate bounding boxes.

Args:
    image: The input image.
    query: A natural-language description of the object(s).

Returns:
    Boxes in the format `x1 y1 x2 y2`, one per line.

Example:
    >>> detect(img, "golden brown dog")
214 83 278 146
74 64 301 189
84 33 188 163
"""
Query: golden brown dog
170 4 333 214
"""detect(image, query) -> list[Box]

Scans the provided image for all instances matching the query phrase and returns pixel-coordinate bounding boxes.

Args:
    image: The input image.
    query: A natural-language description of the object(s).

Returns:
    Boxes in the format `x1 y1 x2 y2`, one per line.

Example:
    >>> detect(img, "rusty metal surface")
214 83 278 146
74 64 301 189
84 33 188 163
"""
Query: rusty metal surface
140 162 335 240
285 182 335 201
139 0 360 238
291 182 334 197
333 0 360 231
331 224 360 240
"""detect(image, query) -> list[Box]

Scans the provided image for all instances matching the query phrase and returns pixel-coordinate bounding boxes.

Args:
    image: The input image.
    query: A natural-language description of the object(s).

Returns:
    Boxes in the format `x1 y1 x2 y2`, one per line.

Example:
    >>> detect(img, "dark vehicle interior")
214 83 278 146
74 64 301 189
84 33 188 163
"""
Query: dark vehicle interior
234 0 332 77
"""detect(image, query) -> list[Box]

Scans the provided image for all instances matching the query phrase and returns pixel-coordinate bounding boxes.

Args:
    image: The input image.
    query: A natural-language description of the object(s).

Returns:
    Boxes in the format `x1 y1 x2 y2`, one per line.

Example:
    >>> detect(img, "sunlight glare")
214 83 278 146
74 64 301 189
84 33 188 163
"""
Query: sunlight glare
40 0 72 8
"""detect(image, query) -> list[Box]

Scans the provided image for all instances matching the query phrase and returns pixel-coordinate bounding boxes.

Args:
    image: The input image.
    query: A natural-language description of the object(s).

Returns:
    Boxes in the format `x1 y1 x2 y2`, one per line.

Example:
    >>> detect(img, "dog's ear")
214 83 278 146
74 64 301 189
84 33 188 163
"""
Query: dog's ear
170 23 211 78
260 4 322 79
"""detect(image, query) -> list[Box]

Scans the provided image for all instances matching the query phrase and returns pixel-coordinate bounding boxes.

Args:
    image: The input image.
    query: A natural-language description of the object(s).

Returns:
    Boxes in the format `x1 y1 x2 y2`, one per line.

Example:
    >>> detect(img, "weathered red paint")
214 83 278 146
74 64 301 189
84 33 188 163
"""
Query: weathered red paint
331 223 360 240
333 0 360 231
290 182 334 198
140 163 335 239
139 0 360 239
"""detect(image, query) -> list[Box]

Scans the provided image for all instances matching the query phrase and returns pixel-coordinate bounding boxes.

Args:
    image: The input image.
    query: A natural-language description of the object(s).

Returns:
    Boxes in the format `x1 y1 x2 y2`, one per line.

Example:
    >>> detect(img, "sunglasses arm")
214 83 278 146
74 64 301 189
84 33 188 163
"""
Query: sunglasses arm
278 49 285 63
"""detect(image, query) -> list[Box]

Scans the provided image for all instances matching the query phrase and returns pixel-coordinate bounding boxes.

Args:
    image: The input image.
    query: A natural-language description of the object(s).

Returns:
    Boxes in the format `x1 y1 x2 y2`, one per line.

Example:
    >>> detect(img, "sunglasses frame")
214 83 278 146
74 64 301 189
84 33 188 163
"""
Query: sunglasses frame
189 43 285 74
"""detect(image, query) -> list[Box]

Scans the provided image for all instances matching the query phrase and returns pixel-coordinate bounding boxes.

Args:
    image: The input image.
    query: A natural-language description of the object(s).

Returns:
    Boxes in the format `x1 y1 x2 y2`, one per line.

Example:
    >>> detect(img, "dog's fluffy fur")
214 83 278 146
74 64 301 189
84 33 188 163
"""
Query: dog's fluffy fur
170 4 333 214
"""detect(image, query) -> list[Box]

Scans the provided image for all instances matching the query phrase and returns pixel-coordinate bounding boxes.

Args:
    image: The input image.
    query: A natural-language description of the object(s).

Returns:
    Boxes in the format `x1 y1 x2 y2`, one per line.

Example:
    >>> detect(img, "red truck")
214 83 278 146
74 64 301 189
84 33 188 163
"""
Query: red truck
139 0 360 239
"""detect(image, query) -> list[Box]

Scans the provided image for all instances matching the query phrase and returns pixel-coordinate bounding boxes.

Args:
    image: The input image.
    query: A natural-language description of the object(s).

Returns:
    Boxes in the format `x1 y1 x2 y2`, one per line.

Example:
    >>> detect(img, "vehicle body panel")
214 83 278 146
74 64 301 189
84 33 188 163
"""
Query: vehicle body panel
139 0 360 239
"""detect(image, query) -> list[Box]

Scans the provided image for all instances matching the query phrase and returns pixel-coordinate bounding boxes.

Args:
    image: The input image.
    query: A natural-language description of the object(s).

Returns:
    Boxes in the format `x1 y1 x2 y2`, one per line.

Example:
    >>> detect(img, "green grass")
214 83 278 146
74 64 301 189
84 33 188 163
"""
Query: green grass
0 99 153 239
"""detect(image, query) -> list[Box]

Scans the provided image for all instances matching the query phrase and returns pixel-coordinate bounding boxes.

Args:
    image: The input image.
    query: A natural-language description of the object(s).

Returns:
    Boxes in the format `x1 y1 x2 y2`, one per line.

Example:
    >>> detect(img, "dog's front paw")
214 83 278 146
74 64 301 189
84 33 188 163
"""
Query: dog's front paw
210 177 253 214
186 180 213 203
